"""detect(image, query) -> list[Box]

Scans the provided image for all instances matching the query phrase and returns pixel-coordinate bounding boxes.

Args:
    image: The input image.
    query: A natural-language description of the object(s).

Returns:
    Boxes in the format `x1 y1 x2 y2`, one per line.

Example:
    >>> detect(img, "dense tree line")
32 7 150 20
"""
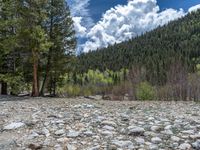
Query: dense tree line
77 10 200 86
0 0 76 96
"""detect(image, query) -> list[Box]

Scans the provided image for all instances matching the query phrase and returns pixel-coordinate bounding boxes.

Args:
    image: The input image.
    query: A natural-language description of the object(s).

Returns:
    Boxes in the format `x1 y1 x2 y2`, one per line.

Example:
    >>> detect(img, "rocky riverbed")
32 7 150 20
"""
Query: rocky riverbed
0 96 200 150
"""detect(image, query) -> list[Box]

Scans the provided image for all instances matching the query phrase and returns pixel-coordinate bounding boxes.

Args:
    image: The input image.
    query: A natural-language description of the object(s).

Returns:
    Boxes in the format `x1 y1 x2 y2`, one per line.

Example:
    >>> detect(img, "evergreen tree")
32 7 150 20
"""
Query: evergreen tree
40 0 76 96
0 0 18 94
17 0 52 96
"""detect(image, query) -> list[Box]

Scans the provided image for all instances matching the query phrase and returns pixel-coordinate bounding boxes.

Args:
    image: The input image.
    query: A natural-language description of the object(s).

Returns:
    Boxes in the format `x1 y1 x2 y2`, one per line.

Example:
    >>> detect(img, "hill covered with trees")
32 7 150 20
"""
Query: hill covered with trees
68 10 200 101
77 10 200 85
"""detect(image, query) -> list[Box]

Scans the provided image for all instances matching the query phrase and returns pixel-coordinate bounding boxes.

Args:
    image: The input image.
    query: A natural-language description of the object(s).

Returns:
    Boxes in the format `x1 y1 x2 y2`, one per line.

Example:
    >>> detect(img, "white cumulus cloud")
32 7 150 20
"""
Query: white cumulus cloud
72 17 87 37
188 4 200 13
82 0 186 52
67 0 93 36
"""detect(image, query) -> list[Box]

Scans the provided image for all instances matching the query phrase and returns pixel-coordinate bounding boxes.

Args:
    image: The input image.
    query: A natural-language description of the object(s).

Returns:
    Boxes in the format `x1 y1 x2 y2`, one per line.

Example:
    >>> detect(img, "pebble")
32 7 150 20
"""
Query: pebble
178 143 191 150
111 140 134 148
151 126 162 132
192 140 200 149
1 97 200 150
151 137 162 144
55 129 65 135
128 126 145 136
101 121 117 128
3 122 25 130
135 137 145 144
67 130 80 138
171 136 180 142
102 125 115 131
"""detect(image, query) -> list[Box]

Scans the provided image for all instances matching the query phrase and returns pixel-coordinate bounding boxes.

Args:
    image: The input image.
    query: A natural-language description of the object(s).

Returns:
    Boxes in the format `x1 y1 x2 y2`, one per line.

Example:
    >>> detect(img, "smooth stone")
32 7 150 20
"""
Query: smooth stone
144 131 157 137
164 125 172 130
149 144 158 150
74 104 94 109
190 134 200 140
178 143 191 150
135 137 145 144
172 142 179 148
57 137 69 143
151 137 162 144
88 145 100 150
111 140 134 148
100 130 113 136
148 117 154 121
67 130 80 138
27 132 39 139
67 144 77 150
108 145 117 150
54 144 62 150
101 121 117 128
181 130 194 134
171 136 180 142
192 140 200 149
42 128 50 137
120 114 129 121
55 129 65 136
3 122 25 130
102 125 115 131
151 126 162 132
128 126 145 136
161 130 173 135
84 130 94 136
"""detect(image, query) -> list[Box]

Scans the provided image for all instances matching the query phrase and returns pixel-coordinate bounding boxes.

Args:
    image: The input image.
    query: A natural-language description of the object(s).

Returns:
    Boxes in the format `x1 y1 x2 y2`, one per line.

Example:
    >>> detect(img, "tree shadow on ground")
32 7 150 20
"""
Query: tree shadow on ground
0 95 32 102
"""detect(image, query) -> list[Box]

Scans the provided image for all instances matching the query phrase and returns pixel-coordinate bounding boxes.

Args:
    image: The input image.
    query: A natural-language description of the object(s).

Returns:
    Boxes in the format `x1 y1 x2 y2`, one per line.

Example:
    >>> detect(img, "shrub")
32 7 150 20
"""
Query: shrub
136 82 155 100
82 86 92 97
156 85 172 101
0 73 26 95
58 84 81 97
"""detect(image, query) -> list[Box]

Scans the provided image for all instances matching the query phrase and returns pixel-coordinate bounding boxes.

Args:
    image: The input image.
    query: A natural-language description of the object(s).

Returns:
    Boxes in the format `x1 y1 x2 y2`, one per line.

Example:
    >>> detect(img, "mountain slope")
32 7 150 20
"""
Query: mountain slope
77 10 200 85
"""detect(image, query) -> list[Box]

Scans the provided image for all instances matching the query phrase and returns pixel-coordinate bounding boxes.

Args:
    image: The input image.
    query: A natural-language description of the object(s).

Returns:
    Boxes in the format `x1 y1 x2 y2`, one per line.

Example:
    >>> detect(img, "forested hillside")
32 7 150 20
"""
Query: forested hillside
78 10 200 85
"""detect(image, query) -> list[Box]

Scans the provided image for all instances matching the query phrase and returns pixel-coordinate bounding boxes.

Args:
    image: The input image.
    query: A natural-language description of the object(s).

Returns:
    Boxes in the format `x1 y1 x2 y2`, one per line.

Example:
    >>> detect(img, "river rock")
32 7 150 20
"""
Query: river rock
111 140 134 149
3 122 25 130
128 126 145 136
178 143 191 150
67 130 80 138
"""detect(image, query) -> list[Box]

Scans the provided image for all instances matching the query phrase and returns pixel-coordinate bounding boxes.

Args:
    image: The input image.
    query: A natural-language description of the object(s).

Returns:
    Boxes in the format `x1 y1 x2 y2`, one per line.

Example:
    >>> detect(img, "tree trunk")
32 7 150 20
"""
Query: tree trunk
40 5 53 96
1 82 8 95
40 52 51 96
32 51 39 97
52 79 56 96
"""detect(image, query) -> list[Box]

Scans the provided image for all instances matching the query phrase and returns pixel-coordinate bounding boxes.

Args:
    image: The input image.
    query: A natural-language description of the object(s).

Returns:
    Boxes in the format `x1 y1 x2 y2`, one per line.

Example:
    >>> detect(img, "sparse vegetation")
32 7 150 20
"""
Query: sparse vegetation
136 82 156 100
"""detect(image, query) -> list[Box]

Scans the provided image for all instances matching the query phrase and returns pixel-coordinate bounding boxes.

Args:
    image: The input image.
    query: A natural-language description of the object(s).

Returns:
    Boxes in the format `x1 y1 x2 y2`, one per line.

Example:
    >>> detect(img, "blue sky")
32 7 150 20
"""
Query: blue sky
89 0 200 23
158 0 200 11
68 0 200 53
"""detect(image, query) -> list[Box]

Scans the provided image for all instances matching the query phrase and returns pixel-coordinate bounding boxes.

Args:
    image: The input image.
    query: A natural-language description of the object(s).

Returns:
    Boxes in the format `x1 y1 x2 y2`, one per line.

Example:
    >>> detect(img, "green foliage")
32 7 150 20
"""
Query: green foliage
40 0 76 95
82 86 92 97
136 82 156 100
57 69 126 97
58 84 81 97
0 73 26 95
84 69 114 85
0 0 76 96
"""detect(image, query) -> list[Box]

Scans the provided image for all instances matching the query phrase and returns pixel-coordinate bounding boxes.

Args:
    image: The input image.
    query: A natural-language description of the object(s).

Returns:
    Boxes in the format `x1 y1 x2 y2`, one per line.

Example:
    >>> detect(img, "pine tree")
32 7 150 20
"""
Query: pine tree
0 0 18 94
40 0 76 96
17 0 52 96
